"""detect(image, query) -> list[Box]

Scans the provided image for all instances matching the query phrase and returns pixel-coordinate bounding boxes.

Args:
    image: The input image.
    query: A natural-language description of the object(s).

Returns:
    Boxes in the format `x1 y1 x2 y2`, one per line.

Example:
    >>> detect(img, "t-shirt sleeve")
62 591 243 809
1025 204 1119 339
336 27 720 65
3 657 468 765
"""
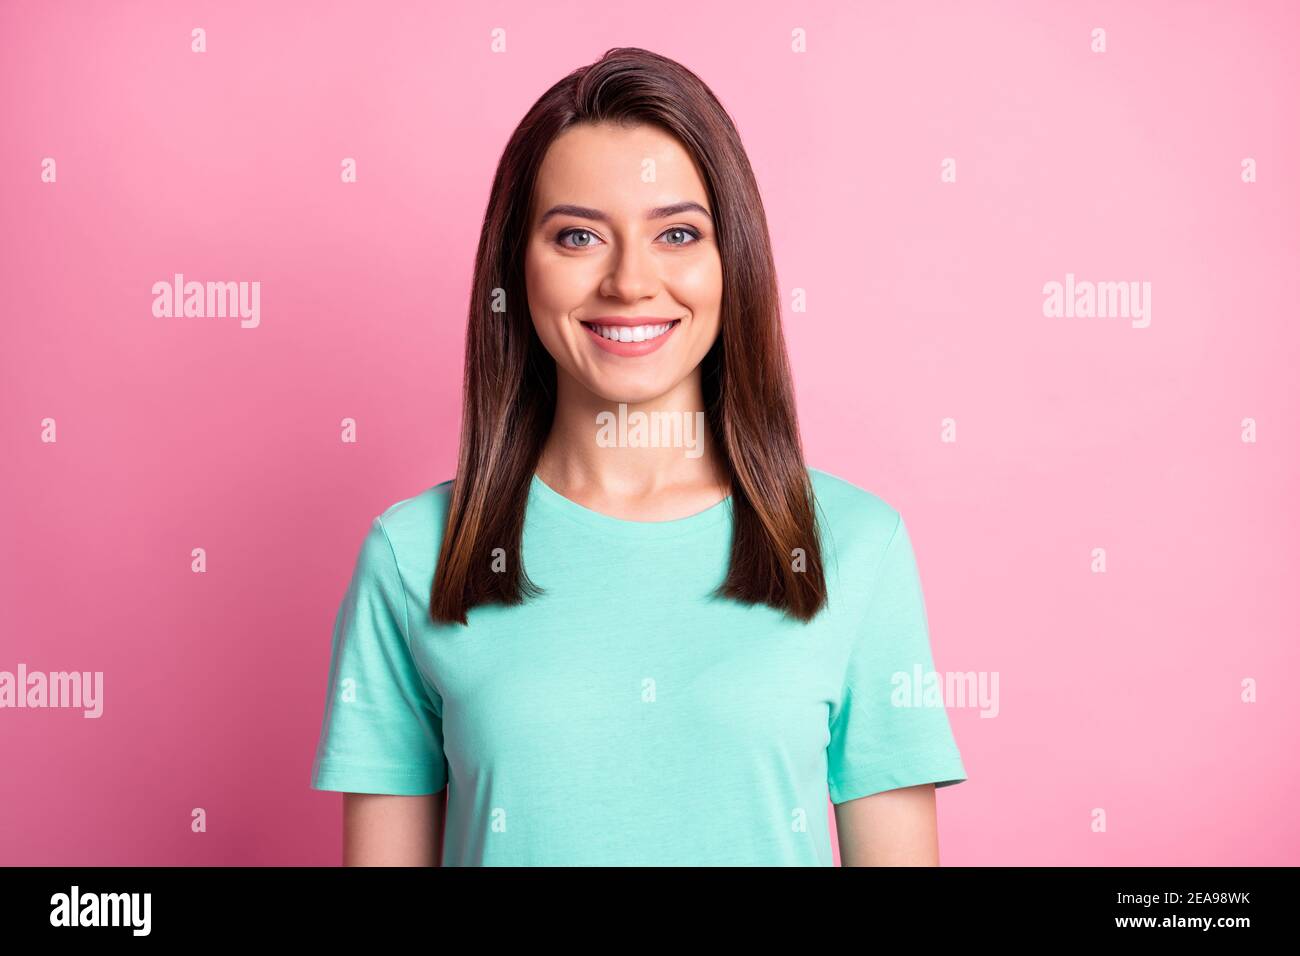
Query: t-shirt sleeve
826 512 968 804
309 514 448 795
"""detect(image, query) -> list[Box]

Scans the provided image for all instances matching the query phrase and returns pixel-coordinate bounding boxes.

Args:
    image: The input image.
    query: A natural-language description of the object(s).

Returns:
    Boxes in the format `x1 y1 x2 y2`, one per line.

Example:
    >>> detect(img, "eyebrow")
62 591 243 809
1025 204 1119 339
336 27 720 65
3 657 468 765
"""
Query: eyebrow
536 201 712 227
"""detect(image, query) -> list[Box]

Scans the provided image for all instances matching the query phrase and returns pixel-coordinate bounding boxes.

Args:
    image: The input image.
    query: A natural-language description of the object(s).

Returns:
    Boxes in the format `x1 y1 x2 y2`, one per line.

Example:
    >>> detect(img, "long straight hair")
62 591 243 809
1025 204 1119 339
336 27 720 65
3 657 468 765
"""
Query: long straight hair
430 47 827 625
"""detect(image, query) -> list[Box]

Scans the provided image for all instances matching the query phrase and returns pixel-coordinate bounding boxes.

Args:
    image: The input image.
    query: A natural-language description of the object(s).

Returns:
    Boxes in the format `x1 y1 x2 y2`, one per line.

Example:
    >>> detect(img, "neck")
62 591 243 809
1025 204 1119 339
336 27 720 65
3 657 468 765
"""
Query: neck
535 368 729 501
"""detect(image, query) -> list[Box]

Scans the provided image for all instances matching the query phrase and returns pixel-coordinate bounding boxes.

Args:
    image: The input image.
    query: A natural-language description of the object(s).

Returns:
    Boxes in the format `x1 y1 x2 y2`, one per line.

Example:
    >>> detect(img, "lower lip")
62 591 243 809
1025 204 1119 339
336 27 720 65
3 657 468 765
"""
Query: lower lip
581 320 680 357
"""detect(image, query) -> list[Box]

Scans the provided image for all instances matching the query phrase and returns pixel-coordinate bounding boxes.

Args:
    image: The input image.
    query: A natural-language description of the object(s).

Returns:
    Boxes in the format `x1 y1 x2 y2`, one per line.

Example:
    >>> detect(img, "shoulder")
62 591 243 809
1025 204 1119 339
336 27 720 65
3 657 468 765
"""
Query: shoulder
363 478 456 574
806 466 901 536
374 477 455 529
805 466 907 578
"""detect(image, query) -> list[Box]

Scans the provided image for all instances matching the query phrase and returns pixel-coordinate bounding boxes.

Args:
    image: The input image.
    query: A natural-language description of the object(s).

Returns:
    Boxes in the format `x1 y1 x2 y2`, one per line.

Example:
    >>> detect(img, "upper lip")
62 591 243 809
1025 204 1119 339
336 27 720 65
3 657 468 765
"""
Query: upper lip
581 316 682 327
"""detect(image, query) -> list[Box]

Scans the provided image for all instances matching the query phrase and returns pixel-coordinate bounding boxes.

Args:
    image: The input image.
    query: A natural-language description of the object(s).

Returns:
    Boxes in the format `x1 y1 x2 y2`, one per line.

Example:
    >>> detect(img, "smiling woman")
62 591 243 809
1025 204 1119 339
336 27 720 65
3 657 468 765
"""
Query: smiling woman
525 122 723 406
308 46 968 867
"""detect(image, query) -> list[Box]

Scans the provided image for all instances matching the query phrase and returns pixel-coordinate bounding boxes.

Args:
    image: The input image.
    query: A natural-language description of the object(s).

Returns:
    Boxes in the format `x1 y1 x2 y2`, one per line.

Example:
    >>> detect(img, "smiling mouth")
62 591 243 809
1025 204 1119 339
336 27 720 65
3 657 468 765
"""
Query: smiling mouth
580 319 680 343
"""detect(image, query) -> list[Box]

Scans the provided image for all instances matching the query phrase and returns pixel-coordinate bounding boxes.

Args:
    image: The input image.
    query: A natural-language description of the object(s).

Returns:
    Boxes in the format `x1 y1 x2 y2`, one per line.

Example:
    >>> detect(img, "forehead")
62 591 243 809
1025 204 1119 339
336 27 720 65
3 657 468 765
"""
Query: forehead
532 121 708 207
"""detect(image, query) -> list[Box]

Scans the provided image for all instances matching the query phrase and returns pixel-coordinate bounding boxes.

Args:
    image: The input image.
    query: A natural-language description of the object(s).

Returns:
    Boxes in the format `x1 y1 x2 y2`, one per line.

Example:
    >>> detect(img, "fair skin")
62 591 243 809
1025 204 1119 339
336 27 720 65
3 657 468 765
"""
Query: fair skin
524 119 730 512
342 120 942 866
834 784 941 866
343 790 443 866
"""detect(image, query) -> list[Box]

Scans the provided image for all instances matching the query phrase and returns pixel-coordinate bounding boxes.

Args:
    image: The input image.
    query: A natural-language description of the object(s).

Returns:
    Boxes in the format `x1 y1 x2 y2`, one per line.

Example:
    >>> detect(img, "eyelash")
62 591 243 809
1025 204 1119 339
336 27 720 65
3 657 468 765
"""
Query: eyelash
555 226 702 250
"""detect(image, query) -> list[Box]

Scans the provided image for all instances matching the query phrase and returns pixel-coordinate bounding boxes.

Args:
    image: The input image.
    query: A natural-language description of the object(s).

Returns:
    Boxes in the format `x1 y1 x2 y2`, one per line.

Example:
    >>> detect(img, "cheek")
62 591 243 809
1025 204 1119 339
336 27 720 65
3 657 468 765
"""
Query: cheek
526 249 595 322
670 254 724 309
524 246 554 313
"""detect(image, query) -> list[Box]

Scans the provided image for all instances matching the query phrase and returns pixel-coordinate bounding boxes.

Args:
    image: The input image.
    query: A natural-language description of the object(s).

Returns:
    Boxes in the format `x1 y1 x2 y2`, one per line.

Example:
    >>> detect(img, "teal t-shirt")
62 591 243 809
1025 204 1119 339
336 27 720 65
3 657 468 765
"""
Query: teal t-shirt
309 467 967 865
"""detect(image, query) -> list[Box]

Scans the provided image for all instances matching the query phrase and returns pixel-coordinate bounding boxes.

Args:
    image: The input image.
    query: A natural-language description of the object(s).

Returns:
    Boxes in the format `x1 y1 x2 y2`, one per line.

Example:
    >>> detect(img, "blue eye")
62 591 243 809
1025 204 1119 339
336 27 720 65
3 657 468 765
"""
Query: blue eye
660 227 701 246
557 228 600 249
555 226 702 249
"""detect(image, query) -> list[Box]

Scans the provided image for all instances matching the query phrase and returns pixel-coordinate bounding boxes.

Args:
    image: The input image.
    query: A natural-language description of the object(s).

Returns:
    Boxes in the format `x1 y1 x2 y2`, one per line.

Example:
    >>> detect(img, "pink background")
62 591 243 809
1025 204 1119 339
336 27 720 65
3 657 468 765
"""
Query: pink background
2 0 1297 866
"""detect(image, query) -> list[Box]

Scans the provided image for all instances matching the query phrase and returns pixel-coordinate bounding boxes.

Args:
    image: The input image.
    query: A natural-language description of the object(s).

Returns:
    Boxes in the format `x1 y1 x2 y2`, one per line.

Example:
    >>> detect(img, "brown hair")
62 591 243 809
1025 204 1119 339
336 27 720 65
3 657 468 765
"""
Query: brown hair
430 47 827 625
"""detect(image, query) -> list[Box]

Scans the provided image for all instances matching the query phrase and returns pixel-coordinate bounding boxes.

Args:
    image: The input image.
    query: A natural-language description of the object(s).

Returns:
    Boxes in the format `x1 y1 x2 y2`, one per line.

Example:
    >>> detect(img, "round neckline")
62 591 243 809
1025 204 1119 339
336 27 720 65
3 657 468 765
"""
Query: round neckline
528 473 733 539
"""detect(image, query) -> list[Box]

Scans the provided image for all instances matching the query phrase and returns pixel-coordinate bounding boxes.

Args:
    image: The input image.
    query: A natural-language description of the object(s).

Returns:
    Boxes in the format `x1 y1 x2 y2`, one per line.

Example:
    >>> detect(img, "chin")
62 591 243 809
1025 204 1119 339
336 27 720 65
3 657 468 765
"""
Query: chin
585 376 676 406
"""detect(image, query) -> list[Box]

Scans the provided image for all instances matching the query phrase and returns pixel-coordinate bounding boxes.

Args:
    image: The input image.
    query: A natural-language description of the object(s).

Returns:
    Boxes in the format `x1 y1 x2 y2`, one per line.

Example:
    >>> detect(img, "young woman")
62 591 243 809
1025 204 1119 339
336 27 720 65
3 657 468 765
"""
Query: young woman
310 47 967 866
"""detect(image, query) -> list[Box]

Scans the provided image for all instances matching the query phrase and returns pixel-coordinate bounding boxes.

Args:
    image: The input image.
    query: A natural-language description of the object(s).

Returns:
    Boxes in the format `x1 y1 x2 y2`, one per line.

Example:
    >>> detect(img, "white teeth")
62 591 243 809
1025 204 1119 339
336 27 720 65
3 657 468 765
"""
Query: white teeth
587 322 675 342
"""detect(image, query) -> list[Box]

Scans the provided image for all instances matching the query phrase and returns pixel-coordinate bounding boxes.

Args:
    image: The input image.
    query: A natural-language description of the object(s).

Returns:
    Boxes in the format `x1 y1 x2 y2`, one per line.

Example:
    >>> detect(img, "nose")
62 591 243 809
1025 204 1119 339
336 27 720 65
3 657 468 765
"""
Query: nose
599 240 660 301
